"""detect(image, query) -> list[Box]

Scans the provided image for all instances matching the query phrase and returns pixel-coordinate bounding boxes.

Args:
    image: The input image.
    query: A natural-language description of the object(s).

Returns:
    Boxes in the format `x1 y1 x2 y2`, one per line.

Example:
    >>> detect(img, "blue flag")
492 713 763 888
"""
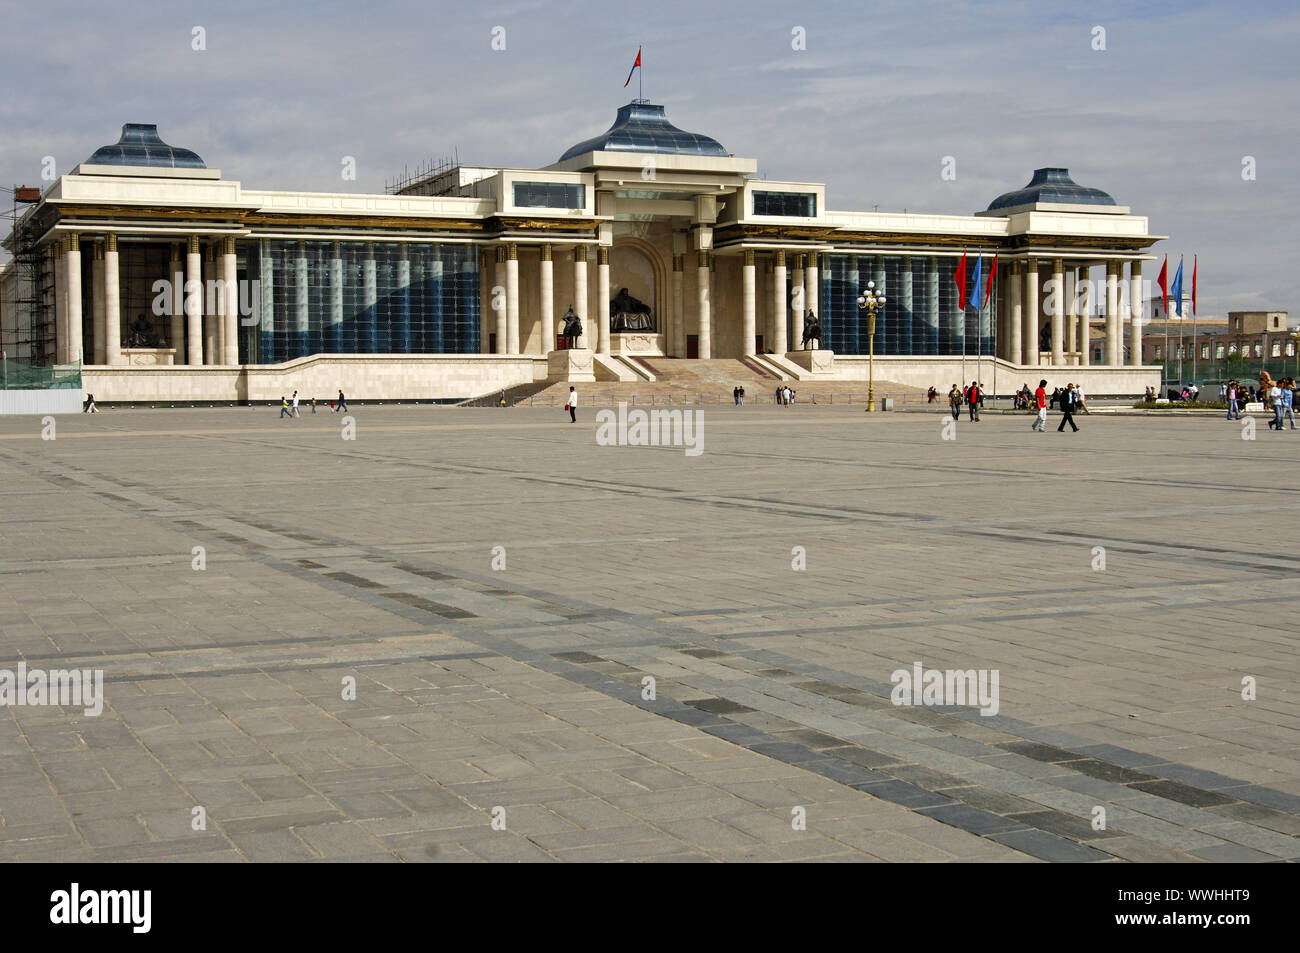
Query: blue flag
1170 258 1184 316
968 253 983 310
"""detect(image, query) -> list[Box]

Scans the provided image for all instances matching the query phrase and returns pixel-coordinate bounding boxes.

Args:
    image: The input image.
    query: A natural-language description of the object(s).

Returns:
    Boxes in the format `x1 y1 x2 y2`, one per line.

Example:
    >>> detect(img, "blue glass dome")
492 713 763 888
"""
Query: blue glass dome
559 102 728 161
987 168 1115 211
86 124 206 169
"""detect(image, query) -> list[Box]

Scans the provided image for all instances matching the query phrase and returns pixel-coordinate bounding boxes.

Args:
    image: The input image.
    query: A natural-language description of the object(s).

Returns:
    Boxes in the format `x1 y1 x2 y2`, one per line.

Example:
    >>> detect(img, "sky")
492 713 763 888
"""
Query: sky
1 0 1297 316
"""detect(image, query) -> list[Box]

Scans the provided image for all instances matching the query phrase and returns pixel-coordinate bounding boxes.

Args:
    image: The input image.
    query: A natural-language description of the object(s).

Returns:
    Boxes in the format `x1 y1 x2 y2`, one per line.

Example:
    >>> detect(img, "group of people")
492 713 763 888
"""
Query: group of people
732 386 746 405
775 385 799 405
947 382 986 421
1024 379 1082 433
279 390 349 418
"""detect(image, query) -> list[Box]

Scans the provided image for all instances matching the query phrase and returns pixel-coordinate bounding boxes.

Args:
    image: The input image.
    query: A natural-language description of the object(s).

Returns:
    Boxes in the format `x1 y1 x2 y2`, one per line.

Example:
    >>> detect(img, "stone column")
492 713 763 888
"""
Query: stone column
1066 265 1078 365
697 250 712 359
91 243 105 364
396 245 412 354
1077 267 1090 365
493 246 507 354
1106 260 1120 366
54 241 66 363
1023 257 1038 366
506 243 520 354
671 254 684 357
329 242 343 352
1050 258 1065 366
804 252 819 339
1129 260 1143 366
539 244 554 353
900 256 913 357
222 238 239 364
1009 260 1022 364
362 244 377 353
65 233 83 363
168 245 184 363
186 235 204 366
102 234 121 366
790 254 805 353
294 242 310 360
259 239 274 363
925 257 939 354
597 246 611 355
741 249 756 356
772 251 787 355
573 246 589 348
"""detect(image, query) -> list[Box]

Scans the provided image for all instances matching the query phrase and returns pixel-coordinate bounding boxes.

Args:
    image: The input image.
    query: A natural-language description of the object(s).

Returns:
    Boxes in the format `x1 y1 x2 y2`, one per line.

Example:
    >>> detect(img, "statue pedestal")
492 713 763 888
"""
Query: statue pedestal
784 349 836 379
548 347 596 383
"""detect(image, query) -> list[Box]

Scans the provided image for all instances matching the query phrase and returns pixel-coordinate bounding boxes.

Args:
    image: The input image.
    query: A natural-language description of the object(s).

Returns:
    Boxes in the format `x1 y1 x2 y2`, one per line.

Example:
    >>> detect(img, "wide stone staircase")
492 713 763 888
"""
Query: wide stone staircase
461 358 926 407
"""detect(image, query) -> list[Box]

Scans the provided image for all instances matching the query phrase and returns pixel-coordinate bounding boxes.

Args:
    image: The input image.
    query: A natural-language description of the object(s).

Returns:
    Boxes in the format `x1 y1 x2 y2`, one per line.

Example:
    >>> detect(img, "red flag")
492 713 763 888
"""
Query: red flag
983 253 998 308
1156 255 1168 318
1192 255 1197 316
624 47 642 87
954 252 967 306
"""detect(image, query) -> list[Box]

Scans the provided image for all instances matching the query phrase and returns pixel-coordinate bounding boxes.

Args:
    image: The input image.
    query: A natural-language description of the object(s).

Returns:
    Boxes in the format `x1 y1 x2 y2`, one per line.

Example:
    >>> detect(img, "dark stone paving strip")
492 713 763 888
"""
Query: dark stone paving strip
702 641 1300 817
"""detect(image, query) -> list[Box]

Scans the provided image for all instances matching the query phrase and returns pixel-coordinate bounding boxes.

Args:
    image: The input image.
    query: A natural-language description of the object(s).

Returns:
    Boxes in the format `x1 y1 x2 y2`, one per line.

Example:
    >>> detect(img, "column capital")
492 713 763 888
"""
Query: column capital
574 245 589 263
1053 257 1064 271
773 250 786 268
93 242 104 261
743 249 755 266
65 231 80 248
104 233 116 253
1025 255 1038 268
793 253 805 269
698 250 710 268
1129 259 1143 275
540 243 552 262
597 246 608 266
507 243 517 260
672 253 683 272
188 235 201 255
496 245 507 264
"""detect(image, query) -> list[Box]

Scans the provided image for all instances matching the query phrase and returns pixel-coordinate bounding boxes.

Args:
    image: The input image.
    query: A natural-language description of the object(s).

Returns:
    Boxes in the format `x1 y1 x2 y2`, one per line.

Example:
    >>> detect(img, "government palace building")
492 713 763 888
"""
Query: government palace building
1 102 1163 404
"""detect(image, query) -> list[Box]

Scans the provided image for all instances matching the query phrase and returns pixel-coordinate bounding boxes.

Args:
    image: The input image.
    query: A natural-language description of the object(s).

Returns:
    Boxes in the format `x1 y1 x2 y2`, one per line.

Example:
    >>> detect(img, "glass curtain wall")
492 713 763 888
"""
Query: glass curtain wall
243 240 479 363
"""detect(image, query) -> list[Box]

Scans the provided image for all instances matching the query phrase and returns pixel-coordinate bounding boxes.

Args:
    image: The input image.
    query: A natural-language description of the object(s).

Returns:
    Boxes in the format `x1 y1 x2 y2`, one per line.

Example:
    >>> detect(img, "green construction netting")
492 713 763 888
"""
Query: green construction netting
0 359 82 390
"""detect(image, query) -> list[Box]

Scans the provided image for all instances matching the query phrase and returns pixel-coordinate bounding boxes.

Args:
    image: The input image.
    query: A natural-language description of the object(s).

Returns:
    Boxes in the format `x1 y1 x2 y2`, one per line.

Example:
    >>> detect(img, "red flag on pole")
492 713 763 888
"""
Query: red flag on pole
1192 255 1197 316
624 47 642 87
983 253 998 308
1156 255 1169 318
954 252 967 306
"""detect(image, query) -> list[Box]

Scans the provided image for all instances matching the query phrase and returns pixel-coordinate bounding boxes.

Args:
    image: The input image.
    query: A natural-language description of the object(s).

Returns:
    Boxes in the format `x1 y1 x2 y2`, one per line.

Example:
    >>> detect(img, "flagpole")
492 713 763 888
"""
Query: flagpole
639 44 643 101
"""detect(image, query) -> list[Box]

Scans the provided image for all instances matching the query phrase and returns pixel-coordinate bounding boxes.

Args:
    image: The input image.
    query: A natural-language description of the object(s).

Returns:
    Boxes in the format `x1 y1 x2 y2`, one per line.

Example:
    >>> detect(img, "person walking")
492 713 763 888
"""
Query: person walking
1075 385 1089 414
1031 379 1048 432
738 385 745 406
279 396 292 418
1268 380 1284 431
733 386 740 406
1226 380 1241 420
290 391 300 417
948 384 962 420
966 381 981 421
774 386 782 406
82 393 99 413
1057 383 1080 432
310 396 317 414
336 390 349 413
566 386 577 423
1282 379 1297 430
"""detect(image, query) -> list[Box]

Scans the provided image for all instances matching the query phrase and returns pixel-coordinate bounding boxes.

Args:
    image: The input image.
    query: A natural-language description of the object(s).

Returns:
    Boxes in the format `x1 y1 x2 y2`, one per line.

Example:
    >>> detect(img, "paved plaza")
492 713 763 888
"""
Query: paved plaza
0 403 1296 863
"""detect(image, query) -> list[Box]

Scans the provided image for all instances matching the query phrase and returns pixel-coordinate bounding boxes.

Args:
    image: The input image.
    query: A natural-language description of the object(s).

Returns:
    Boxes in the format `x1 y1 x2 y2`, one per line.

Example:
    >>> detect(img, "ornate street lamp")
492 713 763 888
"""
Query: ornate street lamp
1291 328 1300 380
857 281 885 411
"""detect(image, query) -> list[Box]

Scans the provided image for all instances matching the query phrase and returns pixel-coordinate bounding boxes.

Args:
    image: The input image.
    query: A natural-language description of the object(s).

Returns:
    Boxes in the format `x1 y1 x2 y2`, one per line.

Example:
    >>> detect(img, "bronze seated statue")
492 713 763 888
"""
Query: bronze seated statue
610 288 655 333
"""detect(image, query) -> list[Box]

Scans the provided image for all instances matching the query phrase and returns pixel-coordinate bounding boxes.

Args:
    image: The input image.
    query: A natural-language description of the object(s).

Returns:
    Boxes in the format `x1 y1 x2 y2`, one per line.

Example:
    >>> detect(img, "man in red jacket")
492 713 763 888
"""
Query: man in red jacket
1031 379 1048 432
965 381 981 422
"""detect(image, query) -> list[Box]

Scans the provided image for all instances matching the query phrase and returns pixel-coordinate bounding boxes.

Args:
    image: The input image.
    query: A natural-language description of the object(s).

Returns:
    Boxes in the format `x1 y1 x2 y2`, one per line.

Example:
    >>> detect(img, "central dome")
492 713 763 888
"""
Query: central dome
86 123 206 169
558 102 728 162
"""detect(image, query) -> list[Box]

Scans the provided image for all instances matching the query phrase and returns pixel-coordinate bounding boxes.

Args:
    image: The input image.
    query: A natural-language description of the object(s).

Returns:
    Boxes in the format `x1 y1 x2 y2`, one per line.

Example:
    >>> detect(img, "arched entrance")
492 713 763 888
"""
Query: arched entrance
609 238 667 355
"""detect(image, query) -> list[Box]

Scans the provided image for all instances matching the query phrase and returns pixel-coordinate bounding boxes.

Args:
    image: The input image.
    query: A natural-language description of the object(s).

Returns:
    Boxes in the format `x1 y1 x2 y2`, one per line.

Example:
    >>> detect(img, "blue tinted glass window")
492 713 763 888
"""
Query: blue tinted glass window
753 192 816 217
513 182 585 209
